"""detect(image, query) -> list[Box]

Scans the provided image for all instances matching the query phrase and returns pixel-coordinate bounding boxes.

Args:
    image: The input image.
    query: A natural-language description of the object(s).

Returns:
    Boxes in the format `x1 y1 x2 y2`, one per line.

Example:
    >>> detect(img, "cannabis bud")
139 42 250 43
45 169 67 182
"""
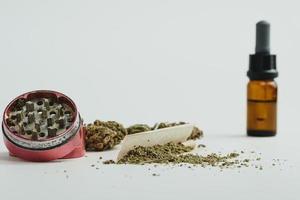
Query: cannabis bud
127 124 152 135
85 120 127 151
153 122 203 140
152 122 186 130
187 127 203 140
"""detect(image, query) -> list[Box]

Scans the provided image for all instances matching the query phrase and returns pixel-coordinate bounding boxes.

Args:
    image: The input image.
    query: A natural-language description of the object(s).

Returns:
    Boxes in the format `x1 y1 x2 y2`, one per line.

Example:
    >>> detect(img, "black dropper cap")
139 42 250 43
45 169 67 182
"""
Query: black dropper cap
247 21 278 80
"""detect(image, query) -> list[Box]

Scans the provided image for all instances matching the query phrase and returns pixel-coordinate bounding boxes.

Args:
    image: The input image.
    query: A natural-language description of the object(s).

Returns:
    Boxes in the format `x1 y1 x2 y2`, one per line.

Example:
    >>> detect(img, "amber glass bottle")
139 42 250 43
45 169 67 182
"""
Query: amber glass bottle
247 80 277 136
247 21 278 137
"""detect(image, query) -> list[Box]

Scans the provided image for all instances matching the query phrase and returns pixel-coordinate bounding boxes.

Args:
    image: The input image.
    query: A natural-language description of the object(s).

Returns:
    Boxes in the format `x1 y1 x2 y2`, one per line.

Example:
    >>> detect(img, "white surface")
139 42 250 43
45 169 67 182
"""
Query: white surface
0 0 299 199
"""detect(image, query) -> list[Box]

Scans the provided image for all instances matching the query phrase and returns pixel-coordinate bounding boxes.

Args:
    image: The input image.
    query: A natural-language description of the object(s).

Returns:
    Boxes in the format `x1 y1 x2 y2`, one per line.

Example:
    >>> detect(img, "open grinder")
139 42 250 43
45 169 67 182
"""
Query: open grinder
2 90 85 161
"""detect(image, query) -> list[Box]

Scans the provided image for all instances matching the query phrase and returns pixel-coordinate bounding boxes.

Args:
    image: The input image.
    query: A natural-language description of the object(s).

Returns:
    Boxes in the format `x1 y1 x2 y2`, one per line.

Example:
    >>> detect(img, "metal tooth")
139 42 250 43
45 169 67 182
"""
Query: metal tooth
32 131 38 140
48 127 57 137
35 123 41 132
49 99 55 107
25 101 34 112
39 118 46 125
16 111 23 122
58 116 66 129
43 99 50 110
27 112 35 123
47 117 54 127
40 109 48 119
38 110 48 121
37 112 43 119
18 123 25 135
57 105 64 116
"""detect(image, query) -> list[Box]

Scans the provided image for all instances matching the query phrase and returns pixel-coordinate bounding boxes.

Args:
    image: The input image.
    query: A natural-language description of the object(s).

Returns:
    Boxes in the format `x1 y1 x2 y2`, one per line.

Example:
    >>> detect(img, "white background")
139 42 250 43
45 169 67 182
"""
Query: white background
0 0 299 199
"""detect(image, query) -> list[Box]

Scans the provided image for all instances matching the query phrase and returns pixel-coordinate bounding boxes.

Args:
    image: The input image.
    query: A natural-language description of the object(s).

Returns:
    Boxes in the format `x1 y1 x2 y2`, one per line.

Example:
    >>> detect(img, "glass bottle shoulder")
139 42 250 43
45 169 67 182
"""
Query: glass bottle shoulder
247 80 277 101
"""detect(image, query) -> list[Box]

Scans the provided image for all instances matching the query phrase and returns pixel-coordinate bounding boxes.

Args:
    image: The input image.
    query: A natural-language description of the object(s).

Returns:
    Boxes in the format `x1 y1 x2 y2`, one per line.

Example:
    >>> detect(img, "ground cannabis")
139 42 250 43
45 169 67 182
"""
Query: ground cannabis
103 160 115 164
103 142 252 169
117 142 194 164
85 120 127 151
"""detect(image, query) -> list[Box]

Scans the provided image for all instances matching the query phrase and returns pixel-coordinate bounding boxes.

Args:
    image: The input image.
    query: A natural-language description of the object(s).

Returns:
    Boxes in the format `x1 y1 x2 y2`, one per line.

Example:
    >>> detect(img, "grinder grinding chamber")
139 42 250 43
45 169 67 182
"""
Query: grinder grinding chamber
2 90 85 161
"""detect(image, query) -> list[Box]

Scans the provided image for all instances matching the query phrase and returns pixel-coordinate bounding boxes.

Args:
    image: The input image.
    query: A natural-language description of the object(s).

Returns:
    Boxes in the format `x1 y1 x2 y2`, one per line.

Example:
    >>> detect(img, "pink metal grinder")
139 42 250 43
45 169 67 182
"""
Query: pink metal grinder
2 90 85 161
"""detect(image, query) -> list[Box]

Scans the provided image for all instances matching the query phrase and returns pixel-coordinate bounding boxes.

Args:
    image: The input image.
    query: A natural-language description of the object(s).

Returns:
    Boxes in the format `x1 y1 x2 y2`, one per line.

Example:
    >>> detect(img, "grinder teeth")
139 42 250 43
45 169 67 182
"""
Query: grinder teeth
47 116 54 127
48 127 57 137
25 101 34 112
58 116 66 129
15 111 23 123
39 109 48 119
35 123 41 132
7 97 74 141
57 105 64 116
27 112 35 123
18 123 25 134
43 99 50 110
32 131 38 140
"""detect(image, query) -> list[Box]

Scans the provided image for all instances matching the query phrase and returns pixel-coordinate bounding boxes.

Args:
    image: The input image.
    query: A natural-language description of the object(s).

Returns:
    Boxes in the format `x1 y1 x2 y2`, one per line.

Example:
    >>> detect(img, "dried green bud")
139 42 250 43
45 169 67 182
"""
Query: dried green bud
85 120 127 151
127 124 152 135
153 122 203 140
93 120 127 141
187 127 203 140
152 122 186 130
